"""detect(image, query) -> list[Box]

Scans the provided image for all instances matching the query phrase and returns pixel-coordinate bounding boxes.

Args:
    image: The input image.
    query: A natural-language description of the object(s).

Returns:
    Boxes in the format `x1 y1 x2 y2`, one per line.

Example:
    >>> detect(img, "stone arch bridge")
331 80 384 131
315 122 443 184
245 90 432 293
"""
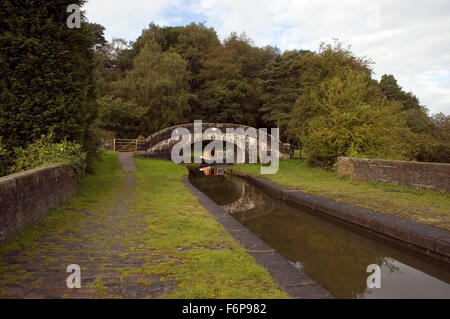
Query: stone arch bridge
137 123 291 162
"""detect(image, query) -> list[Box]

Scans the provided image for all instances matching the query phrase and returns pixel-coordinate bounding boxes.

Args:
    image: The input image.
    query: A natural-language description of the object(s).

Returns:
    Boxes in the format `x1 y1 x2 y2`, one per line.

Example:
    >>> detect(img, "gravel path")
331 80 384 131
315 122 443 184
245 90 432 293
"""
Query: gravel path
117 152 137 172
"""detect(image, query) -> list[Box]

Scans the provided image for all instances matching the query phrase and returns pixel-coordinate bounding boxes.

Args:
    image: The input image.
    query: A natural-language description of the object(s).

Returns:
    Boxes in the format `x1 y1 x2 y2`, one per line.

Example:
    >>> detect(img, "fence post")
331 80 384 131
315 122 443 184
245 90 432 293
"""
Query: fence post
113 139 116 151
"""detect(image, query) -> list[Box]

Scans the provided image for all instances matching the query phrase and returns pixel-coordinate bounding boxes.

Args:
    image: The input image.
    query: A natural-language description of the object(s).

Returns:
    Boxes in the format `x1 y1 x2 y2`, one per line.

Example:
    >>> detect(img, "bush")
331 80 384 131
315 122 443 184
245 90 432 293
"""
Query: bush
0 137 11 177
83 125 103 174
10 133 86 176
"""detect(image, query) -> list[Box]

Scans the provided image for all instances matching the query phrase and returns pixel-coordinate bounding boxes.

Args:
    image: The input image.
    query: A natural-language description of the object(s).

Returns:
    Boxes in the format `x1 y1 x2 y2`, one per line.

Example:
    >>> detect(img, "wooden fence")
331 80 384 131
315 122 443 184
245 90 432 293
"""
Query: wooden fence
112 139 138 152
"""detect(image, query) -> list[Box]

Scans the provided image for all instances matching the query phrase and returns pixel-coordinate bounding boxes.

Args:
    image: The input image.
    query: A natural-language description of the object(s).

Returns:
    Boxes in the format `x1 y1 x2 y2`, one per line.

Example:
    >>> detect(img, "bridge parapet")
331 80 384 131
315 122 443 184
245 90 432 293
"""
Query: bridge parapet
138 123 291 161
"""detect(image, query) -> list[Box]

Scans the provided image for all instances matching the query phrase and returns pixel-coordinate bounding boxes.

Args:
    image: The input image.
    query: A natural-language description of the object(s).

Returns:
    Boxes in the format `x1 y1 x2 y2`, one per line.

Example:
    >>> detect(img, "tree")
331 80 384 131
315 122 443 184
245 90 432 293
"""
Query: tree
430 113 450 163
196 32 276 126
0 0 104 173
112 41 193 134
379 74 421 110
259 50 309 142
289 42 412 166
95 96 147 138
94 38 132 96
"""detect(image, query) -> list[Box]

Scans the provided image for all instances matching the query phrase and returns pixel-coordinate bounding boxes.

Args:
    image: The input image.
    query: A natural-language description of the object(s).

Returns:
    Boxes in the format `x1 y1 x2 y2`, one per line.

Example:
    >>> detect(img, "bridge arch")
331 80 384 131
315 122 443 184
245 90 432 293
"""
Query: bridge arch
138 123 290 162
137 123 291 162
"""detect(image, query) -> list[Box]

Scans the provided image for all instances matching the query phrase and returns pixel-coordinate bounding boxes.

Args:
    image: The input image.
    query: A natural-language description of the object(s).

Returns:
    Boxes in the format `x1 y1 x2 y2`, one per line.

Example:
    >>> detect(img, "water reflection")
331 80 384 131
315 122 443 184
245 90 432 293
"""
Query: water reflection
199 165 227 176
188 170 450 299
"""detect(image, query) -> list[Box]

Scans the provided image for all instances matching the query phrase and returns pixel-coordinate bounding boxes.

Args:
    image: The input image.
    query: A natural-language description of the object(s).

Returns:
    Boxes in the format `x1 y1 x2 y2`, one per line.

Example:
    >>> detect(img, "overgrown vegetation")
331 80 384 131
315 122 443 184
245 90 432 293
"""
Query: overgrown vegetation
95 24 449 166
233 160 450 230
0 1 105 176
8 133 86 175
1 9 449 175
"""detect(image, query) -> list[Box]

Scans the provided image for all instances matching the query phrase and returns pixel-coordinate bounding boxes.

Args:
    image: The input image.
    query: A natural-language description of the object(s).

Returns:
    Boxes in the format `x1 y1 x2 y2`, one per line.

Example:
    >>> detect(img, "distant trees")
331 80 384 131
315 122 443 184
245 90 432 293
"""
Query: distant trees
95 96 147 139
0 0 105 173
65 22 450 166
288 43 412 165
259 50 308 143
5 5 449 176
379 74 450 163
110 41 193 133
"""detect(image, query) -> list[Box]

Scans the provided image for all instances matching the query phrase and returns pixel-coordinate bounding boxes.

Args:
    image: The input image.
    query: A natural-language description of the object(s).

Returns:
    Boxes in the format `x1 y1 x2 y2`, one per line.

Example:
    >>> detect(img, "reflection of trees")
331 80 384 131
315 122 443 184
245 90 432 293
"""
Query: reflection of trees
188 166 243 205
189 170 392 299
241 208 386 299
225 186 275 221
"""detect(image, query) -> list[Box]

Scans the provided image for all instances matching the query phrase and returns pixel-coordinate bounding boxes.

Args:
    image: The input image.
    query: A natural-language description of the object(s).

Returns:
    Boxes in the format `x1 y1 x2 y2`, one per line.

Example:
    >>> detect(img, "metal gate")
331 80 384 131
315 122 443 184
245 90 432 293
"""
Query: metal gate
113 139 137 152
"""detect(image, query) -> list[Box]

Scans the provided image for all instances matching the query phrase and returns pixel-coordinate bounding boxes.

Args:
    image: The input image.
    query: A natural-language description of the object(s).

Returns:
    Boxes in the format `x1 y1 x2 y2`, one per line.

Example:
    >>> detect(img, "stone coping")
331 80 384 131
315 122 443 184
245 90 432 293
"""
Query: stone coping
232 172 450 265
183 176 332 299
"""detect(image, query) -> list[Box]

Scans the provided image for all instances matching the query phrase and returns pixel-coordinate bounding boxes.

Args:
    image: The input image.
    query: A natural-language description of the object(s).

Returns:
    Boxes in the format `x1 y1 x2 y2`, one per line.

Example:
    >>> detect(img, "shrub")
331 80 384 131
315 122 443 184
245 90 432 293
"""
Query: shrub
10 133 86 176
0 137 11 177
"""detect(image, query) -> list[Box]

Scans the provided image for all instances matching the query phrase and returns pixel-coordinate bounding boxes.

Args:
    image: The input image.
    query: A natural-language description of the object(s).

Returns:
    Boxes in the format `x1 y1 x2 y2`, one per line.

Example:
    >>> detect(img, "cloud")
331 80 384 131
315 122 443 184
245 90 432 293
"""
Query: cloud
84 0 450 115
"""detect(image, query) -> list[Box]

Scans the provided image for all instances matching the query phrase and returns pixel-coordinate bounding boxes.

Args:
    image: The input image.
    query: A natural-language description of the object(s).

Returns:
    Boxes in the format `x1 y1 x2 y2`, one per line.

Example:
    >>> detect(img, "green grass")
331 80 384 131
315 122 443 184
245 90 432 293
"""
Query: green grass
0 152 288 298
0 151 124 255
232 159 450 231
131 158 289 298
0 151 125 294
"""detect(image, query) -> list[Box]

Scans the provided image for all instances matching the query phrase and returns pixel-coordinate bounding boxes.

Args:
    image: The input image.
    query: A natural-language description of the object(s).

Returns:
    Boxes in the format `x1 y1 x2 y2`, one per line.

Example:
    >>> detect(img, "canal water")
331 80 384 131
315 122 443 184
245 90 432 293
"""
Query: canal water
188 168 450 299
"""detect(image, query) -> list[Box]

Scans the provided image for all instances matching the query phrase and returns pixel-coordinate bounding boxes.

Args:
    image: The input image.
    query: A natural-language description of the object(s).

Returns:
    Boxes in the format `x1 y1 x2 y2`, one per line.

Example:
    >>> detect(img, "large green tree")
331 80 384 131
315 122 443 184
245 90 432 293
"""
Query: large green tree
0 0 104 169
259 50 309 142
289 43 412 165
112 41 193 134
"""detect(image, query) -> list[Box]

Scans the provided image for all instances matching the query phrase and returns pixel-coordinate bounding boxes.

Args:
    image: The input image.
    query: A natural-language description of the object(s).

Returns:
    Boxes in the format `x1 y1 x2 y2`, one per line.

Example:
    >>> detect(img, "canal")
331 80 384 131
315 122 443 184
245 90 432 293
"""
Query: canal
188 167 450 299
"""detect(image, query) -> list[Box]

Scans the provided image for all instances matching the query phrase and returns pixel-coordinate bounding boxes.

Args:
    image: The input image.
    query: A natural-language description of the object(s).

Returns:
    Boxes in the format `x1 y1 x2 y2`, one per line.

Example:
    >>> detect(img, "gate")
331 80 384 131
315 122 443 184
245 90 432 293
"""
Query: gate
114 139 137 152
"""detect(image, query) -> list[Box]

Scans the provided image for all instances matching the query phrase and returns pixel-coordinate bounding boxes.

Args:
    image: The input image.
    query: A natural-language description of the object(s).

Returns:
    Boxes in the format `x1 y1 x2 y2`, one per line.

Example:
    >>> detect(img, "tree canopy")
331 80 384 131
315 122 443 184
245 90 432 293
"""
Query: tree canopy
2 16 448 175
0 0 105 173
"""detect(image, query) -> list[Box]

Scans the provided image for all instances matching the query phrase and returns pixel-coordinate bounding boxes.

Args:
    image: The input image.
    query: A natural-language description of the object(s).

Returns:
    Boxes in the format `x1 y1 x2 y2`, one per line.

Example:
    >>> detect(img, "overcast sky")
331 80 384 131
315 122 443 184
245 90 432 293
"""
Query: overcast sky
84 0 450 115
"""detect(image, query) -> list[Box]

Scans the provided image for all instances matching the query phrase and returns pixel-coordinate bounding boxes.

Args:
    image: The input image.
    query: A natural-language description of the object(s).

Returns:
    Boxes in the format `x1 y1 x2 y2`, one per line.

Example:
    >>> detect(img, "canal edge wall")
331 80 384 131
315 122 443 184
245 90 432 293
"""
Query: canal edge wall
182 176 333 299
232 172 450 265
336 157 450 192
0 165 77 245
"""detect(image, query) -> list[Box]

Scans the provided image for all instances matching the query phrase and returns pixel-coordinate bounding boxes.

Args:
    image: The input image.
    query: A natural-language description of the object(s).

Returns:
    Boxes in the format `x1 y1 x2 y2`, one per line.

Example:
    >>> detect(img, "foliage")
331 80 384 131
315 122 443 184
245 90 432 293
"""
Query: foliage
0 137 9 176
94 24 448 165
0 0 104 173
379 74 421 110
379 74 449 162
111 41 193 134
10 133 86 175
259 50 308 142
96 95 147 138
288 42 412 165
82 125 104 174
430 113 450 162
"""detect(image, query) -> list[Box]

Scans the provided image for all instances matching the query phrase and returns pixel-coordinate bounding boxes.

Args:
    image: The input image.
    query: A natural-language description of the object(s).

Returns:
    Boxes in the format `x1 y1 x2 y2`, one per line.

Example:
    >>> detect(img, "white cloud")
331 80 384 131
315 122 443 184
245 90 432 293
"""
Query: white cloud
84 0 450 115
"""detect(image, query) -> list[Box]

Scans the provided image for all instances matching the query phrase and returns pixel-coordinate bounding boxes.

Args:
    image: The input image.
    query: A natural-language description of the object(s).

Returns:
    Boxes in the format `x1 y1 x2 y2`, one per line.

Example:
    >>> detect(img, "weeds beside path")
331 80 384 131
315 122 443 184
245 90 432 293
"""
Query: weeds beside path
234 160 450 231
0 152 287 298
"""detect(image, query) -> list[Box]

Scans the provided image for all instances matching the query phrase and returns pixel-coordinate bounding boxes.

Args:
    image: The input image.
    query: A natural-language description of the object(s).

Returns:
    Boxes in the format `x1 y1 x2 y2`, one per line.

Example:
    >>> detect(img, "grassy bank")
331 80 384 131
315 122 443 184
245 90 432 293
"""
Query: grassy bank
233 160 450 231
132 158 288 298
0 152 288 298
0 151 125 255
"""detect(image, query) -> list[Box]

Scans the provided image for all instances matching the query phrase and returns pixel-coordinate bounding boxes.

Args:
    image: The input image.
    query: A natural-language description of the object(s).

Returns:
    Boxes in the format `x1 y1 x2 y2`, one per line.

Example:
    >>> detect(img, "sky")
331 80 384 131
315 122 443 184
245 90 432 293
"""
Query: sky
84 0 450 115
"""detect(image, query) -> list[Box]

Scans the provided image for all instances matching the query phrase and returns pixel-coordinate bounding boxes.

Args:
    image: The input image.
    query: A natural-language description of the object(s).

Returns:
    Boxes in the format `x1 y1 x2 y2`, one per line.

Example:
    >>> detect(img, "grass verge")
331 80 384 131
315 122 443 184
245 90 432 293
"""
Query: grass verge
131 158 289 298
0 152 288 298
232 160 450 231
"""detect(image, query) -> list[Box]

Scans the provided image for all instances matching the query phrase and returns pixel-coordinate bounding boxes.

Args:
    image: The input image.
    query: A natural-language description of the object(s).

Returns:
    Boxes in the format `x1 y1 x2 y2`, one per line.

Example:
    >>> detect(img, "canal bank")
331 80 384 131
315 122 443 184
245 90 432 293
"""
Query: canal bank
0 154 290 298
183 176 332 299
232 171 450 265
187 168 450 298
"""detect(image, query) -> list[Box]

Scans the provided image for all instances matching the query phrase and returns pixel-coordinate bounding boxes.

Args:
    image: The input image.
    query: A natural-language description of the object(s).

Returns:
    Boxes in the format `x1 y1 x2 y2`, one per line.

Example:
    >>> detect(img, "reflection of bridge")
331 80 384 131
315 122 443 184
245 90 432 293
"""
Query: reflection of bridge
222 182 274 221
137 123 291 161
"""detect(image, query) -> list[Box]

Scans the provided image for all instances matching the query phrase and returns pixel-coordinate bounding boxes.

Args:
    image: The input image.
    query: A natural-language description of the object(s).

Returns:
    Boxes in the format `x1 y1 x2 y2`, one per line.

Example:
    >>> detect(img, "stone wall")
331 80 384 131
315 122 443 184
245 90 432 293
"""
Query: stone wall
336 157 450 192
234 171 450 264
0 165 77 245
